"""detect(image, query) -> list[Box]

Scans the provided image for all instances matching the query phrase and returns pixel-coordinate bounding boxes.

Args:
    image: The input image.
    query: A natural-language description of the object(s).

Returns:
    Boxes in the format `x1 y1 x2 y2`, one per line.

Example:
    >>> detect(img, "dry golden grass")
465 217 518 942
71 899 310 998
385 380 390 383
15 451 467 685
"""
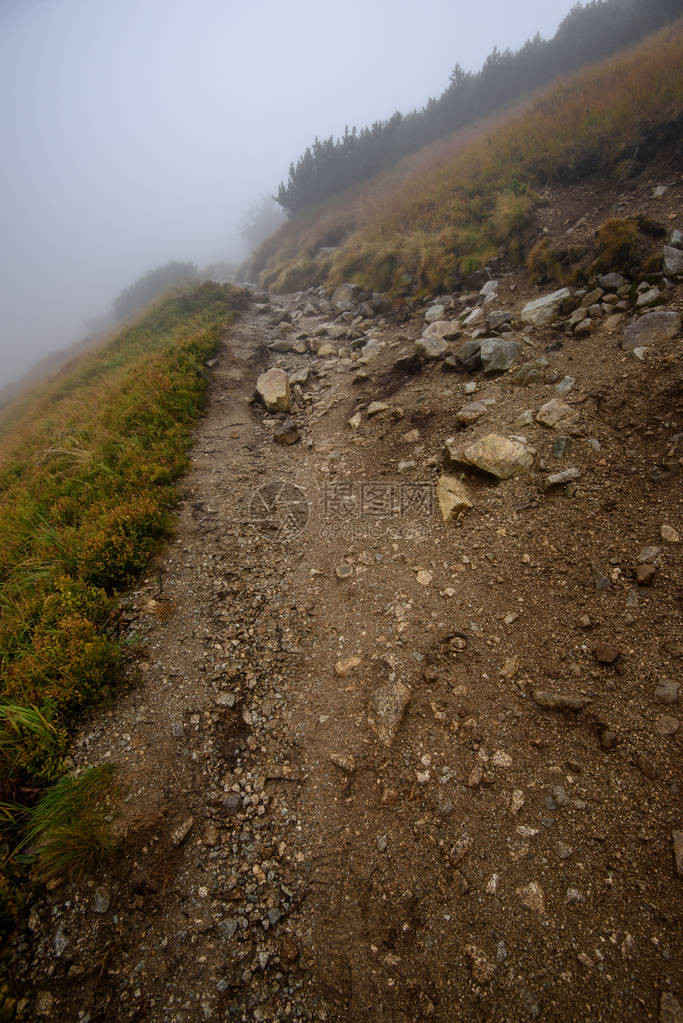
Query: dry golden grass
254 22 682 298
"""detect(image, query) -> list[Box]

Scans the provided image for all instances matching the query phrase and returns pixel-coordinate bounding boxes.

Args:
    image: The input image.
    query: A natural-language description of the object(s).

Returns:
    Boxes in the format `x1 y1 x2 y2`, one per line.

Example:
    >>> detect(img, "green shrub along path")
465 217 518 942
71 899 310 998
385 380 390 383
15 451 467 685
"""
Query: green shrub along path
0 281 248 935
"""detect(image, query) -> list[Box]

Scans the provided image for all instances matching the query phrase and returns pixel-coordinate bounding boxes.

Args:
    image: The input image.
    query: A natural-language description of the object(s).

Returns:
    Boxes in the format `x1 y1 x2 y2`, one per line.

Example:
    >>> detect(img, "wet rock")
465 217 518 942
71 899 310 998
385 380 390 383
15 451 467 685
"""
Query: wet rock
479 338 520 374
368 681 411 745
521 288 573 327
536 399 578 430
415 336 448 360
273 420 300 446
256 368 290 412
449 433 533 480
622 311 680 351
532 691 591 712
436 476 473 521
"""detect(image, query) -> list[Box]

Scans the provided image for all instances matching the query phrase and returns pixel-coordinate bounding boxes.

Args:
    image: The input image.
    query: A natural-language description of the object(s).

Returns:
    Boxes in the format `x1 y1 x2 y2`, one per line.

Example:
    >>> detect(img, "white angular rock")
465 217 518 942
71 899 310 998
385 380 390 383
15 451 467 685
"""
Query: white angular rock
256 368 290 412
424 304 446 323
663 245 683 276
521 288 572 327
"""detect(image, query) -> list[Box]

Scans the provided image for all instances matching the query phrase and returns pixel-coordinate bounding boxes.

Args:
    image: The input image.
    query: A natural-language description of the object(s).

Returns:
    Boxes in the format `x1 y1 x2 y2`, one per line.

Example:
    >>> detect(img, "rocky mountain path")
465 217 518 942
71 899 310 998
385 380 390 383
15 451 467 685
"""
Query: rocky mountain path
11 209 683 1021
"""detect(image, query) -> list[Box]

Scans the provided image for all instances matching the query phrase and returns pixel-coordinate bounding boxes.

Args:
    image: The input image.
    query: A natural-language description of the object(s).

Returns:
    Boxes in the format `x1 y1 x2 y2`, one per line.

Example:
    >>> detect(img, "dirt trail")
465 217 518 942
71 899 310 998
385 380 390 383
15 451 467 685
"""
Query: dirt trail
11 177 683 1022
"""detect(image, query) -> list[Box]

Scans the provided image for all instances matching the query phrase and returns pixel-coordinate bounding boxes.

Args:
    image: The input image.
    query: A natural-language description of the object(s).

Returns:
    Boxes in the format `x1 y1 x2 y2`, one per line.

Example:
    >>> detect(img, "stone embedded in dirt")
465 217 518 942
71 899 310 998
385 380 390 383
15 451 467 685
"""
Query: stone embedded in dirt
594 644 620 664
456 400 488 426
536 398 578 430
655 680 680 706
335 563 354 580
393 348 424 373
510 790 525 814
660 991 683 1023
492 750 512 768
348 412 362 430
516 881 545 915
289 367 309 386
273 420 300 446
556 841 573 860
555 375 575 395
34 992 54 1018
621 310 681 351
316 342 337 357
479 338 520 374
91 886 111 915
424 303 446 323
456 339 483 371
533 690 592 712
451 433 534 480
638 545 660 564
368 681 411 746
416 570 433 586
465 945 496 984
636 753 656 779
415 335 448 360
329 752 356 773
663 245 683 276
661 524 680 543
436 476 473 522
256 368 290 412
467 763 483 788
598 272 626 290
635 563 656 585
655 716 680 737
424 319 461 341
172 816 195 847
367 401 391 417
673 832 683 878
544 467 581 489
360 338 381 363
334 656 361 677
450 833 474 864
521 288 573 327
600 729 617 749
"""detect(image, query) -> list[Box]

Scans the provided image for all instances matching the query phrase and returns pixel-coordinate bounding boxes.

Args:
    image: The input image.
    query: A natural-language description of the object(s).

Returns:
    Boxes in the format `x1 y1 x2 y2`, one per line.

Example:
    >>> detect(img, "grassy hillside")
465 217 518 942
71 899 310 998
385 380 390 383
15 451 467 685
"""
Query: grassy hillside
0 282 247 930
253 22 682 298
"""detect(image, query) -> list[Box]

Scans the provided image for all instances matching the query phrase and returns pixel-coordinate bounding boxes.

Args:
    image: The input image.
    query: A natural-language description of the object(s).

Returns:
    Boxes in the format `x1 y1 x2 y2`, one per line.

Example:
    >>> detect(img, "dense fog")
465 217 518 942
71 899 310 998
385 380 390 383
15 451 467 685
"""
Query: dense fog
0 0 573 387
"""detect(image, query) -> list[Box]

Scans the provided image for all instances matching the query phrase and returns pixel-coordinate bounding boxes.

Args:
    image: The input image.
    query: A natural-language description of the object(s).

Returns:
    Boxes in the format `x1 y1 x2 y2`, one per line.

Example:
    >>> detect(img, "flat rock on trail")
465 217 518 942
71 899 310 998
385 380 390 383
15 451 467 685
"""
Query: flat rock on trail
13 245 683 1022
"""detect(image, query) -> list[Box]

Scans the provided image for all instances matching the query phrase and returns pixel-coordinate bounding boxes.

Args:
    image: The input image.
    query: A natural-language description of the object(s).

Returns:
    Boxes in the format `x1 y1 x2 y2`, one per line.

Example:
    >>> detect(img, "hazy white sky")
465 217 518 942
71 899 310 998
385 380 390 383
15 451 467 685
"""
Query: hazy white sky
0 0 574 386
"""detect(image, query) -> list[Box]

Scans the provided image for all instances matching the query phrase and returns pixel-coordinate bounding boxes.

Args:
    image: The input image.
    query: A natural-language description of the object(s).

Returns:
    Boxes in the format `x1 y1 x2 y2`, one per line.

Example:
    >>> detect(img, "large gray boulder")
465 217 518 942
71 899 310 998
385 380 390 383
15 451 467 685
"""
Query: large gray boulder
332 283 360 313
479 339 520 374
521 288 573 327
622 311 680 351
256 368 290 412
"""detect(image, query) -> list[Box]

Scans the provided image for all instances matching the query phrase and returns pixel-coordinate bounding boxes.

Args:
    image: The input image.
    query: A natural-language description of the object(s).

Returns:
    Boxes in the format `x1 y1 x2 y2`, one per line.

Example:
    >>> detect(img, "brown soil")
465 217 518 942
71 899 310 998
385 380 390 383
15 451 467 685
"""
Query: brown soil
9 173 682 1022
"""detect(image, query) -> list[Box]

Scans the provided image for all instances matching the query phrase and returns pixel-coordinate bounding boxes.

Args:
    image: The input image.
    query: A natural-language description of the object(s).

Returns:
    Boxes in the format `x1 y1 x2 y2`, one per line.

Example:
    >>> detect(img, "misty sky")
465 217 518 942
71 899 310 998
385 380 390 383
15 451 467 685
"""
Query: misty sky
1 0 575 387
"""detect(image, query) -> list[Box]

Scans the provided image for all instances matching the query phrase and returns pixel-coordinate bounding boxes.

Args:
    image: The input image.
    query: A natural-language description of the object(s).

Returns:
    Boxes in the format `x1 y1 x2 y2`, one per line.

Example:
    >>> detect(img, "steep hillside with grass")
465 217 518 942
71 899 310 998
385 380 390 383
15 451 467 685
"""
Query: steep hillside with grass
252 22 682 298
0 282 247 933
